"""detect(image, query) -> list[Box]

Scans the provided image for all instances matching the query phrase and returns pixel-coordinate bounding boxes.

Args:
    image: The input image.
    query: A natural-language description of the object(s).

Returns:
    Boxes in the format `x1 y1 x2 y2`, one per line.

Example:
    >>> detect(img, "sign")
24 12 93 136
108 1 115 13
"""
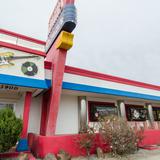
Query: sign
46 0 77 52
0 47 45 80
89 102 117 122
0 84 35 92
0 85 18 91
48 0 64 33
126 105 148 121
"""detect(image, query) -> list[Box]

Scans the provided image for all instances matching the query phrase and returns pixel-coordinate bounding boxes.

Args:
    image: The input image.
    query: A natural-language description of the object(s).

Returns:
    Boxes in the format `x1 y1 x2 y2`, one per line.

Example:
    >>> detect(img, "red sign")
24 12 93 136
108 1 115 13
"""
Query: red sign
46 0 77 52
48 0 64 34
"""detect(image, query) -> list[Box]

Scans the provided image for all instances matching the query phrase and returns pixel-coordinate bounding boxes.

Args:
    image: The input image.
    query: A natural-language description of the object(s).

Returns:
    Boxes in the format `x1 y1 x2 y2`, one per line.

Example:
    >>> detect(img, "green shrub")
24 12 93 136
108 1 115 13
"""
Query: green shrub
99 115 144 156
0 108 22 152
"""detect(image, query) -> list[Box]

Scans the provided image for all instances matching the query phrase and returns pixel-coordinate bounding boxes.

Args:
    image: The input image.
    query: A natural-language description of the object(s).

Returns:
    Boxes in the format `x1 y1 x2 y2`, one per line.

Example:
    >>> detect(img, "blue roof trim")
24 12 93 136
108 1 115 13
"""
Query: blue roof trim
62 82 160 101
0 73 48 89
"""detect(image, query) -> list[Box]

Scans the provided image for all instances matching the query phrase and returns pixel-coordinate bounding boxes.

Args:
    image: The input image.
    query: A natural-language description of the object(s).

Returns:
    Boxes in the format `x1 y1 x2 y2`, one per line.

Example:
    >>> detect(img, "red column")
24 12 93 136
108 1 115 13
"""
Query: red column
40 89 51 135
45 49 67 136
64 0 75 4
21 92 32 138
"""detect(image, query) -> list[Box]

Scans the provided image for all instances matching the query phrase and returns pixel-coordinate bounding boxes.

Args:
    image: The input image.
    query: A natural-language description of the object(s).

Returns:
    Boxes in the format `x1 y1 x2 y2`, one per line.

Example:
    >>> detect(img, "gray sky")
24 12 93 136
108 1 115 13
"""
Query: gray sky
1 0 160 85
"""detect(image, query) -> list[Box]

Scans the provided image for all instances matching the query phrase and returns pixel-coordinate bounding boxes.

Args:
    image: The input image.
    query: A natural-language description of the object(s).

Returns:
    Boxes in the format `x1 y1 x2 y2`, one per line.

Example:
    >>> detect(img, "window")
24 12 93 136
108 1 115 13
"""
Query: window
0 103 14 110
125 104 148 121
153 107 160 121
88 101 118 122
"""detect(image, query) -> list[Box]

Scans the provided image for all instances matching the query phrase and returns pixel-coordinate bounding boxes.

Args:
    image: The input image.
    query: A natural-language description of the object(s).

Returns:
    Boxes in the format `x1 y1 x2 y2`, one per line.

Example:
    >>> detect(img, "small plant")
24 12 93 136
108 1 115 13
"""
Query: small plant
76 126 96 157
99 115 144 156
0 108 22 153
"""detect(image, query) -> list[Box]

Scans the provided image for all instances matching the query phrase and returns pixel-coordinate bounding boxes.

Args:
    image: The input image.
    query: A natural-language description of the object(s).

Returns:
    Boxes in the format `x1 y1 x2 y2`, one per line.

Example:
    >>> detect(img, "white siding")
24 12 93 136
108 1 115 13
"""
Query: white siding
15 94 42 134
56 94 79 134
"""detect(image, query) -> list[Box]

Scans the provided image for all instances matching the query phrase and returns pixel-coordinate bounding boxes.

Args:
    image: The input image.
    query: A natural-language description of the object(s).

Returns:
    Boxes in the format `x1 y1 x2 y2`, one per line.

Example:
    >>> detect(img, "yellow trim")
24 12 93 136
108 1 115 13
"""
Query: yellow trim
55 31 74 50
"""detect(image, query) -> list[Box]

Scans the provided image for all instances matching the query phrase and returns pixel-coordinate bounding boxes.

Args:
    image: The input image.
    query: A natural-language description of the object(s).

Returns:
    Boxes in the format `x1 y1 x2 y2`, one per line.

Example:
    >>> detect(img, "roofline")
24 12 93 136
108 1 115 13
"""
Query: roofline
44 61 160 91
0 28 46 45
0 41 46 57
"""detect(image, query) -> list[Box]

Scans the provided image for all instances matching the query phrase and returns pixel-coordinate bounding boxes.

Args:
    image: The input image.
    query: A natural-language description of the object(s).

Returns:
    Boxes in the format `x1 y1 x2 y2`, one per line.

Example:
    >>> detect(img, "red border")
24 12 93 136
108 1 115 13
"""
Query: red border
65 66 160 91
44 61 160 91
88 101 116 122
0 41 46 57
0 29 46 45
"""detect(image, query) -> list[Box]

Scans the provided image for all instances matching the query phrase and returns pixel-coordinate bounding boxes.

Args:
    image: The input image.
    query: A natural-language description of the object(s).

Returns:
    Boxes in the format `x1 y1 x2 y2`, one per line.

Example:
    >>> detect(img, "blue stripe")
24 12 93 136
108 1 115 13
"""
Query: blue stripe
46 79 51 87
62 82 160 101
0 74 48 89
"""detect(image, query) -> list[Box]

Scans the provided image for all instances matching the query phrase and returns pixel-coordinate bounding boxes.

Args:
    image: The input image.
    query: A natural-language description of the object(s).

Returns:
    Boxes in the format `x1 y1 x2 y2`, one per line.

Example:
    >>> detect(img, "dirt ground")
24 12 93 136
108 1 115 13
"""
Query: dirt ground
72 149 160 160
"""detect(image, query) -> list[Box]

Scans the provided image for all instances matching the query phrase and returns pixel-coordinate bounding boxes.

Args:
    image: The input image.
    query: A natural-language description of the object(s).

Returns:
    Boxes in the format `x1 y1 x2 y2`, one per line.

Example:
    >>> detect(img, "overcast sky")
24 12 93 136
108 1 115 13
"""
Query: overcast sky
1 0 160 85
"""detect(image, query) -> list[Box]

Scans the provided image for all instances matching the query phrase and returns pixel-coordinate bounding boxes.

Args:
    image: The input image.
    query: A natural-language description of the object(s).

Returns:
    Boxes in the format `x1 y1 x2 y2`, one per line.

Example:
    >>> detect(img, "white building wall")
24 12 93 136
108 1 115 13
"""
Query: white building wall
56 94 79 134
15 94 42 134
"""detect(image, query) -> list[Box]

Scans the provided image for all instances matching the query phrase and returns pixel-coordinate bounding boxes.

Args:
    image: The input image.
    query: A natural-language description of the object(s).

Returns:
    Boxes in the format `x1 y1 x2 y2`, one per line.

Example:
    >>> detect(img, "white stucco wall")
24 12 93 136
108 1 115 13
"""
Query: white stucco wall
15 94 42 134
56 94 79 134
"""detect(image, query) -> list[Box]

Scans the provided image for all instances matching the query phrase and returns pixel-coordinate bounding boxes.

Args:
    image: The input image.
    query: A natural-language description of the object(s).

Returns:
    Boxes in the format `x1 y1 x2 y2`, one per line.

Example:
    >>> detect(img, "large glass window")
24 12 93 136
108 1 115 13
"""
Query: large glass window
153 107 160 121
88 101 118 122
125 104 148 121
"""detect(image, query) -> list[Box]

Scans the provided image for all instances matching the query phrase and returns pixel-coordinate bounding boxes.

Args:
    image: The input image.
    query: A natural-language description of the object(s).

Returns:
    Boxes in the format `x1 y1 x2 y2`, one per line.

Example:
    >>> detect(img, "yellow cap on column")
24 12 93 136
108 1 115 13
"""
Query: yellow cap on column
55 31 74 50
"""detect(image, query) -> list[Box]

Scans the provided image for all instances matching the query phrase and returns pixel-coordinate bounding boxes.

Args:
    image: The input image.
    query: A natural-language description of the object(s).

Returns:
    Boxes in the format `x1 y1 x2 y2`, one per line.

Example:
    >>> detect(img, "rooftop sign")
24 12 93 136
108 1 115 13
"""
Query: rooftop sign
46 0 77 52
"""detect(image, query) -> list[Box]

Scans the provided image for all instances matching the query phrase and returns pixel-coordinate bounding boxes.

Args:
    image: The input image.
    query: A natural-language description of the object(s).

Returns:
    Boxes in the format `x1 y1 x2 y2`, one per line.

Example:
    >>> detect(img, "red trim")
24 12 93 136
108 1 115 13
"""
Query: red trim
0 29 46 45
65 66 160 91
44 62 160 91
0 41 46 57
45 61 52 69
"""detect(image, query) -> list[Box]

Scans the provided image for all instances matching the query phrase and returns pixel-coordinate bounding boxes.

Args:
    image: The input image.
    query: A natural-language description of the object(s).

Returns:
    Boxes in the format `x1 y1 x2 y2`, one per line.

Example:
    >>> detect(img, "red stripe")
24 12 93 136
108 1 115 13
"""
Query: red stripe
64 0 75 4
44 62 160 91
0 41 46 57
45 61 52 69
65 66 160 91
0 29 46 45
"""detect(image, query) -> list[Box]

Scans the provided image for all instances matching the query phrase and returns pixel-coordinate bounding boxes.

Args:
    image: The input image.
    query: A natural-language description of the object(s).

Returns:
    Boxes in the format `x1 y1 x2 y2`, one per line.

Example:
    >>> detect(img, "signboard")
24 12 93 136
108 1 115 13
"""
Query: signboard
46 0 77 52
126 105 148 121
0 47 45 81
0 85 18 91
89 102 118 122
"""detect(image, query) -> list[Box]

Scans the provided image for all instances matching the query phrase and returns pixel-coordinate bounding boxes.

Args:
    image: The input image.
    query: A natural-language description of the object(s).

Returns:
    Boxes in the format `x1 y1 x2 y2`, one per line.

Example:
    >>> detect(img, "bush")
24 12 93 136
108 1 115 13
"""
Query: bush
99 115 144 156
0 108 22 152
76 126 96 157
